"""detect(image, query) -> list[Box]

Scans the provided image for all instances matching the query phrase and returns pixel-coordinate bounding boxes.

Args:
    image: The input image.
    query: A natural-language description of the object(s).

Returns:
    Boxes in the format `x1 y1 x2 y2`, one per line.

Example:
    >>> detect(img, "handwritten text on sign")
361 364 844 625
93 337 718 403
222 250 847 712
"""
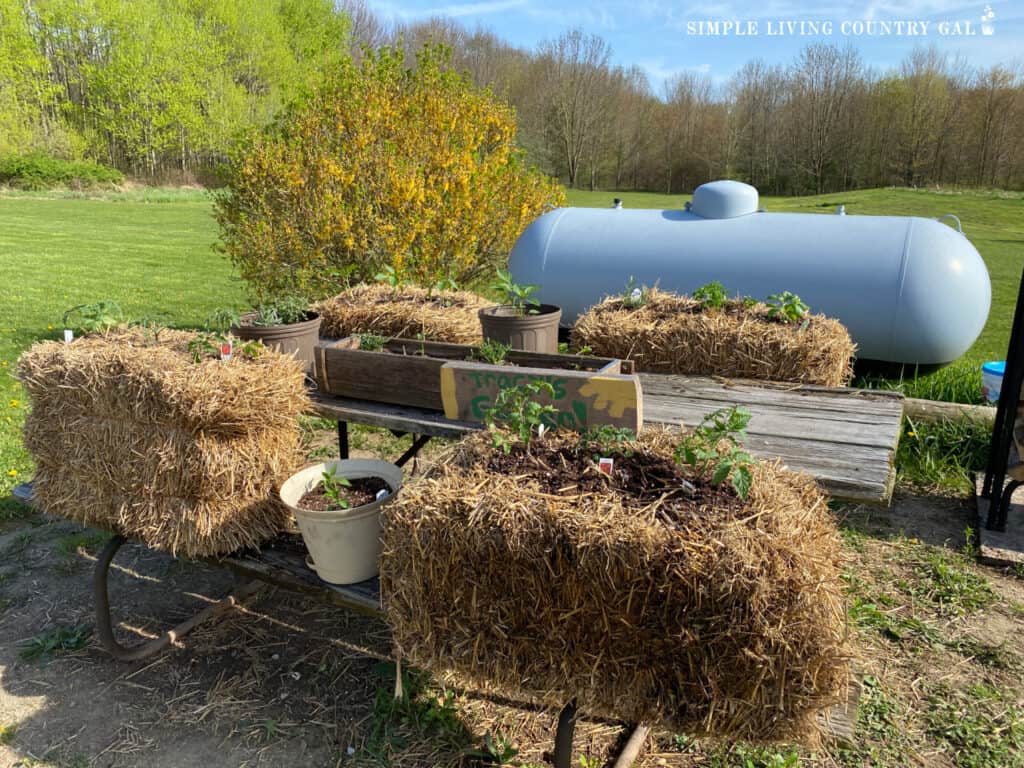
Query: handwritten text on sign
440 362 643 433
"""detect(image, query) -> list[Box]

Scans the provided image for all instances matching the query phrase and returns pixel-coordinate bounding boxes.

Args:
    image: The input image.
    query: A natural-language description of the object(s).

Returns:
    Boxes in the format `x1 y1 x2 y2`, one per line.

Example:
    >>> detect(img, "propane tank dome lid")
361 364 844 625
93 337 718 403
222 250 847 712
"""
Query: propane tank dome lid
690 180 760 219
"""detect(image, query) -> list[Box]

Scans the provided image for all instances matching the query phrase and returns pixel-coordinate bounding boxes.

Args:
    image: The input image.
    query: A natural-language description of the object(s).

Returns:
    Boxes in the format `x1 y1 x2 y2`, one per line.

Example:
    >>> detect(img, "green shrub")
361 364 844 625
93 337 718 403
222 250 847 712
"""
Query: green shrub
214 44 564 303
0 153 123 190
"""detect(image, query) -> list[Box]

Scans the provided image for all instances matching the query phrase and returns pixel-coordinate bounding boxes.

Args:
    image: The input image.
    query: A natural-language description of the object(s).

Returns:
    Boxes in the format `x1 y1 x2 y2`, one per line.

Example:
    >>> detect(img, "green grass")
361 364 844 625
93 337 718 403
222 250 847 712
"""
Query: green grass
0 193 244 499
926 683 1024 767
1 185 1019 500
896 416 991 493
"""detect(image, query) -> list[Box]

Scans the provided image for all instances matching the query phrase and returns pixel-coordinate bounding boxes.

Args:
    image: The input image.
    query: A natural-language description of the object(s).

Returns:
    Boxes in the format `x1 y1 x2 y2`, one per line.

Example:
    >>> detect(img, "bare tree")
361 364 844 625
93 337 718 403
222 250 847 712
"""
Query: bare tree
536 28 613 187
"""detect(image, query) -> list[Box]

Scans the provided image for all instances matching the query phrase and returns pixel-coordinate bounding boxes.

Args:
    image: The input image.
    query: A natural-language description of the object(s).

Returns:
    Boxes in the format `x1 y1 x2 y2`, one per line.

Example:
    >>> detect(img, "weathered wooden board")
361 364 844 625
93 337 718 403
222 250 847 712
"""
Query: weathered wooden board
441 361 643 432
315 336 628 412
311 372 903 503
639 374 904 503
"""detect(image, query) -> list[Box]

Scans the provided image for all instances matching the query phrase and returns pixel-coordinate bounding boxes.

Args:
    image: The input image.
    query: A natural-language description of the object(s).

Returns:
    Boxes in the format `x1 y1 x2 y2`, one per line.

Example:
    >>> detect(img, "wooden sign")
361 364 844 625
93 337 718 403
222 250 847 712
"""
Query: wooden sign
440 361 643 432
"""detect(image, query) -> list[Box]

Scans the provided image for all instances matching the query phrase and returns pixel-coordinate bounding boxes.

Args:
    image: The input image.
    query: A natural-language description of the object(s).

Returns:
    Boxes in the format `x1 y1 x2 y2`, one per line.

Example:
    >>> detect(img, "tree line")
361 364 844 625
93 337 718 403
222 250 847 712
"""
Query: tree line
1 0 1021 192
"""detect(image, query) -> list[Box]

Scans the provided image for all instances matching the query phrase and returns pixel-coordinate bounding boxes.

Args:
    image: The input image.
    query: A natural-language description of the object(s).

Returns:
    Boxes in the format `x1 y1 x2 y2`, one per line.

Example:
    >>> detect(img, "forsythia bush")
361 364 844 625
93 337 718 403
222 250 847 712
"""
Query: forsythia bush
215 45 564 299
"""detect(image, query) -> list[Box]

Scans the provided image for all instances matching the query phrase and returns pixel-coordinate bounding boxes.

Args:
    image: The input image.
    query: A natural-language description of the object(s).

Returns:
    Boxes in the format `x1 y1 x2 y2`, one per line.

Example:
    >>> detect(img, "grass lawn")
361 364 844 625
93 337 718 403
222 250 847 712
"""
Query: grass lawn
1 185 1020 501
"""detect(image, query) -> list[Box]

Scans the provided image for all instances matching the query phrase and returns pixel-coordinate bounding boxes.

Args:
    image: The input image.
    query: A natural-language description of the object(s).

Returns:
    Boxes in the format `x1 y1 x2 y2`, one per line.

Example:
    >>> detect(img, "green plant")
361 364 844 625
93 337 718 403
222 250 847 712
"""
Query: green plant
491 268 540 316
765 291 810 324
251 295 308 326
674 406 755 499
320 467 353 509
187 332 262 363
358 333 389 352
62 300 124 333
205 308 242 332
0 153 123 190
692 281 728 311
907 550 996 615
375 264 408 289
475 339 511 365
0 723 15 746
20 623 93 660
483 381 556 453
581 425 636 459
896 416 990 493
465 731 518 765
621 276 649 309
133 315 170 344
925 683 1024 768
214 45 563 298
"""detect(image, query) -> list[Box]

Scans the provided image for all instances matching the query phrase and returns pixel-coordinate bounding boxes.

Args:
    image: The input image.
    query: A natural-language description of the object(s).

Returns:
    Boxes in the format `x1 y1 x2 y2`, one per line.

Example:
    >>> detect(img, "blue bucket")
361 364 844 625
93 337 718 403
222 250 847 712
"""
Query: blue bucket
982 361 1005 404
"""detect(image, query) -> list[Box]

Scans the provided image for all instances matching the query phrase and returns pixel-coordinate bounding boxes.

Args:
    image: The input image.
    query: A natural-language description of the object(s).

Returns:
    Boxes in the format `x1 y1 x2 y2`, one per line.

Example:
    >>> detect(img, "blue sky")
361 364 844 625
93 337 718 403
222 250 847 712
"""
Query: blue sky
368 0 1023 93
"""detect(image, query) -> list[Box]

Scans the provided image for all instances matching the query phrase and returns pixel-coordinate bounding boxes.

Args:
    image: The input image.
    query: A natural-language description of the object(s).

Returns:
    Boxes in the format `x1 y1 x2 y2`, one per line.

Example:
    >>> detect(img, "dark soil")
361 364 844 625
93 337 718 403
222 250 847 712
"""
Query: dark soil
298 476 391 511
485 441 745 527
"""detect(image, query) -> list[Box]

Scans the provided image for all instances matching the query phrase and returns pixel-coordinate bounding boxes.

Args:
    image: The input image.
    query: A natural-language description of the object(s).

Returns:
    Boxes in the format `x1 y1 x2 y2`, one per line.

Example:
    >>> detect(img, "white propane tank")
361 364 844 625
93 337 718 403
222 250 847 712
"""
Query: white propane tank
508 180 991 365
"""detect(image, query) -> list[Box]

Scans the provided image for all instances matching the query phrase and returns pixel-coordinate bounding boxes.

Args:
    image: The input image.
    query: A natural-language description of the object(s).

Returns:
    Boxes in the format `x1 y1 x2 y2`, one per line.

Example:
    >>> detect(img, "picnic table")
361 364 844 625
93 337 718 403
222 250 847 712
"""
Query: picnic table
12 371 890 764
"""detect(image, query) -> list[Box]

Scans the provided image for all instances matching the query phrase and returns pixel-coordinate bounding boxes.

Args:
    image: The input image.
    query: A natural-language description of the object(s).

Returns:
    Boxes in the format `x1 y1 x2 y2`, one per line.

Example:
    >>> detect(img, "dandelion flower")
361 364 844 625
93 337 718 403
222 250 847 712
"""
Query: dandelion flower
9 399 19 408
6 469 16 477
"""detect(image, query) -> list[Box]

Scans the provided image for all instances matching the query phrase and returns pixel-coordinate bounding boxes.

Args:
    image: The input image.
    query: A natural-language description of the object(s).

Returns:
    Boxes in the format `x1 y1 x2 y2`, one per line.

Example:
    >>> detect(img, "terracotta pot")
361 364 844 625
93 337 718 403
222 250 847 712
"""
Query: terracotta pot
479 304 562 354
279 459 403 585
232 311 321 374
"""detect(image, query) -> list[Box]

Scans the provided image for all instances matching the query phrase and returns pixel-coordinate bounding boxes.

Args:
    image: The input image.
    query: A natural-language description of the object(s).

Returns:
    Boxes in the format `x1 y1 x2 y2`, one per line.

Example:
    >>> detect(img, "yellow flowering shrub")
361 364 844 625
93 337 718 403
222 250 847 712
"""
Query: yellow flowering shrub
215 45 564 300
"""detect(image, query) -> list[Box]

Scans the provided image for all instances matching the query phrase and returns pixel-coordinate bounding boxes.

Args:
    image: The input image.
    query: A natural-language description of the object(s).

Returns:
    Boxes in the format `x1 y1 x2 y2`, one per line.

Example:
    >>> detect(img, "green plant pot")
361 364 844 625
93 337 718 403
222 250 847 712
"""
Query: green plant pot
479 304 562 354
232 311 321 374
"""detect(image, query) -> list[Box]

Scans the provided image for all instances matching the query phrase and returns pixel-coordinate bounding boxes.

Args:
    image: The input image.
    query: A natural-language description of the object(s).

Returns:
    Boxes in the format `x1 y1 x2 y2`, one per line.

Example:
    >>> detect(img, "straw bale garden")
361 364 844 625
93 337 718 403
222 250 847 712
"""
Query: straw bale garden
1 44 1023 768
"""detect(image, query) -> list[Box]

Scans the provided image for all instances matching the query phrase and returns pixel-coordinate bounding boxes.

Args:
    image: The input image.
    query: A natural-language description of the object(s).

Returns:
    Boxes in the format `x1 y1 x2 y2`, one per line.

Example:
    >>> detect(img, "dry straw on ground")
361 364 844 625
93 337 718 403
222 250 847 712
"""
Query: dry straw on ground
382 429 848 742
18 328 308 557
571 289 855 386
316 283 491 344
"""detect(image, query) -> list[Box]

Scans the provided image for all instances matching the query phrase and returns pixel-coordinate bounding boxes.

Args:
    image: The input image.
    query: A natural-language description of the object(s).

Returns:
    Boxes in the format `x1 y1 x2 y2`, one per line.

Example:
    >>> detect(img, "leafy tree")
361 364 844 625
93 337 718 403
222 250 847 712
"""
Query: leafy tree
214 44 564 301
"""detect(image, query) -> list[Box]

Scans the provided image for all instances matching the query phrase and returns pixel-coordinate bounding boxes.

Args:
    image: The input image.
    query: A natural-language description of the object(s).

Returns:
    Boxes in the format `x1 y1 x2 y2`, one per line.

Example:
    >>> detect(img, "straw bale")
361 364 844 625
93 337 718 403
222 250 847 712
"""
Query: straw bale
571 289 855 386
17 328 308 437
17 328 308 557
382 430 848 742
30 464 292 557
315 283 490 344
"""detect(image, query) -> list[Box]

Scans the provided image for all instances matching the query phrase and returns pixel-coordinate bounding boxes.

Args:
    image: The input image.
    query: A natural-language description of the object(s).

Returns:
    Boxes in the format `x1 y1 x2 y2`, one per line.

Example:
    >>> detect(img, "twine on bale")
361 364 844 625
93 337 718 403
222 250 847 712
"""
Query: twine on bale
17 328 308 558
315 283 490 344
571 289 856 387
381 429 849 742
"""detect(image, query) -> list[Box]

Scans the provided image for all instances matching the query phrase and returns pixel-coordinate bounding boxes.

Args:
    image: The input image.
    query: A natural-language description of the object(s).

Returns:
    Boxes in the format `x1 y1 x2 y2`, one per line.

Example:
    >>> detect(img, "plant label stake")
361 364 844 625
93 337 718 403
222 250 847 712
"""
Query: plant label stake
375 488 390 502
63 329 73 343
599 457 614 475
220 339 233 361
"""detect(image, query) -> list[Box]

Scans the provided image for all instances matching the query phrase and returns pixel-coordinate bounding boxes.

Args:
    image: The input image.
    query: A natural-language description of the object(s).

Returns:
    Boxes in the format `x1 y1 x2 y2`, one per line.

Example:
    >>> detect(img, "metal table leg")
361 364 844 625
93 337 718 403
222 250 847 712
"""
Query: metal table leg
552 699 578 768
337 420 349 459
94 535 261 662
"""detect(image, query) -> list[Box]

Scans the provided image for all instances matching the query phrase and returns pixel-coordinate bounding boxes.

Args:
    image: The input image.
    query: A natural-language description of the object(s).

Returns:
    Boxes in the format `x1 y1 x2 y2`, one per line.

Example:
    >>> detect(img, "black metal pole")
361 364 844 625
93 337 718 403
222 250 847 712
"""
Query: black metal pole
553 700 578 768
983 267 1024 528
337 421 349 460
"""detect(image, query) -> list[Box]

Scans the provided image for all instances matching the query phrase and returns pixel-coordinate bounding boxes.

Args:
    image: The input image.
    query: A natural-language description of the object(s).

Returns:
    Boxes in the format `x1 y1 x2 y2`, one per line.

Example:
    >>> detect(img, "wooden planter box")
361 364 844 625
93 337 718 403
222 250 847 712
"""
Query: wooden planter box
315 337 642 431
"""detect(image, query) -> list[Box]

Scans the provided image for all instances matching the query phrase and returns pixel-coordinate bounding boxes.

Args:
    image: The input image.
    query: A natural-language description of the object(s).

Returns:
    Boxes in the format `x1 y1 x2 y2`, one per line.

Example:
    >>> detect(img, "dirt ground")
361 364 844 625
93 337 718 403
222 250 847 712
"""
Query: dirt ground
1 436 1022 767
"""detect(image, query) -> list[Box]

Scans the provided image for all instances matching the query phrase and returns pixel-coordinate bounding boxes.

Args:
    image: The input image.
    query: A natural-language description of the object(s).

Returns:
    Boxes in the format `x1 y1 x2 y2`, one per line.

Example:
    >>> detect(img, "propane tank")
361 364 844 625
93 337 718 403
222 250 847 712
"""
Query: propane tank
508 180 990 365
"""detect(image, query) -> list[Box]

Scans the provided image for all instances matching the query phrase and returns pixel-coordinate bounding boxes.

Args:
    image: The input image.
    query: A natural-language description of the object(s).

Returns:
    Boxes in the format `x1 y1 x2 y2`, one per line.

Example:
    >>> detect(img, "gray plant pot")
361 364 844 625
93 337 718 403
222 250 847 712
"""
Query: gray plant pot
232 311 321 374
479 304 562 354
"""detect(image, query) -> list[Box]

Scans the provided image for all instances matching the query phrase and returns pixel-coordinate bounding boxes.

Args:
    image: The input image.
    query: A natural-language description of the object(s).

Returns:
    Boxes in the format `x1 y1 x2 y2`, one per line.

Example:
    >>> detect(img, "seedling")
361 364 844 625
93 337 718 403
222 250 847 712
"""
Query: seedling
581 424 636 461
691 281 729 311
766 291 810 324
205 308 241 332
251 295 308 326
133 315 169 344
475 339 511 365
491 268 540 316
62 300 124 333
321 468 352 509
20 623 92 660
483 381 557 453
358 333 388 352
188 333 262 363
674 406 756 499
375 264 408 289
621 276 649 309
465 731 518 765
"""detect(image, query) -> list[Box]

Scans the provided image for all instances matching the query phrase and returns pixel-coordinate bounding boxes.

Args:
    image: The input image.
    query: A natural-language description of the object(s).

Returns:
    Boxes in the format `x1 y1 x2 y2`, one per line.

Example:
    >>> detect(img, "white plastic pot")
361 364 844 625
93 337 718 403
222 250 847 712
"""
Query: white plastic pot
279 459 403 585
